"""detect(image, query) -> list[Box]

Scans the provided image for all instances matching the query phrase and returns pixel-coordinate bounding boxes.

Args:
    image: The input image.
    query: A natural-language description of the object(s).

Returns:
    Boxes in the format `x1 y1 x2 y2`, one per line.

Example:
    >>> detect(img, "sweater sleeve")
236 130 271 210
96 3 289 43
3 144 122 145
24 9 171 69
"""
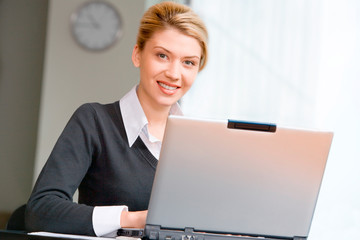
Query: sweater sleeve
25 104 101 236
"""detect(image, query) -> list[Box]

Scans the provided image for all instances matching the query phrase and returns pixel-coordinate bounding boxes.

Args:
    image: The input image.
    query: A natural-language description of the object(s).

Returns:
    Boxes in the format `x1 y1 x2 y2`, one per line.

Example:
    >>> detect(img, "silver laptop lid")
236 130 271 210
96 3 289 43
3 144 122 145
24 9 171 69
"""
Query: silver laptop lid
146 116 333 239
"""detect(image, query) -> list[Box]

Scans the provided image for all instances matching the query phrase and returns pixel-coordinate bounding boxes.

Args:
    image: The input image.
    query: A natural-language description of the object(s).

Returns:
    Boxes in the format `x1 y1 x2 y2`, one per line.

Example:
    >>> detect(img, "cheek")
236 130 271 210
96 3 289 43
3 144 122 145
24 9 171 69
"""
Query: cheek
141 59 165 78
140 63 156 83
183 70 199 88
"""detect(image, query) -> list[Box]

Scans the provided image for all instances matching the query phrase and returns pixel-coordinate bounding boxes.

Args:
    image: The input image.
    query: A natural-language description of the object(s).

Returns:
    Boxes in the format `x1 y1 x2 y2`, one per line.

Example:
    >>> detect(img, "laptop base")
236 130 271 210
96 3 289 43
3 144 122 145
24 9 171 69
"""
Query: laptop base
144 225 307 240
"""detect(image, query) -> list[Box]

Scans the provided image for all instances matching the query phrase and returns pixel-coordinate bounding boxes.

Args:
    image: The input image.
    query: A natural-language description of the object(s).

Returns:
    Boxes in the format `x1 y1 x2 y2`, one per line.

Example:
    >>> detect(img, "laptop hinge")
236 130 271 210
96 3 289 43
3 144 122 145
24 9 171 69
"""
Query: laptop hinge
184 227 195 234
145 224 161 240
293 237 307 240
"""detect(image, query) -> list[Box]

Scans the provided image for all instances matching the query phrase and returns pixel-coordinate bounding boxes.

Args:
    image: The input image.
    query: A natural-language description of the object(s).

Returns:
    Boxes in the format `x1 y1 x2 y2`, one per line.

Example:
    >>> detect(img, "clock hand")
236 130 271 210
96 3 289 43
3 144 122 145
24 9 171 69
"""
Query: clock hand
87 13 100 29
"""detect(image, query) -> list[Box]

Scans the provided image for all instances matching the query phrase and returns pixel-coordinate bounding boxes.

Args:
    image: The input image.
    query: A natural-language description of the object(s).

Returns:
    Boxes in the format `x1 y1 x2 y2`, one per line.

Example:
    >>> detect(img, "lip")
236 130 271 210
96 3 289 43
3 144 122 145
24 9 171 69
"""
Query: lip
157 81 180 95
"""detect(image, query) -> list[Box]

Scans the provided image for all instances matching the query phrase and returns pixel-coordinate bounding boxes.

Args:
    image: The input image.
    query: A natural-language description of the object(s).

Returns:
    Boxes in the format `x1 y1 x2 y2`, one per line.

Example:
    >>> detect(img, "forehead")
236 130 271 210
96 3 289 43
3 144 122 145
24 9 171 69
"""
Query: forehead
145 28 201 57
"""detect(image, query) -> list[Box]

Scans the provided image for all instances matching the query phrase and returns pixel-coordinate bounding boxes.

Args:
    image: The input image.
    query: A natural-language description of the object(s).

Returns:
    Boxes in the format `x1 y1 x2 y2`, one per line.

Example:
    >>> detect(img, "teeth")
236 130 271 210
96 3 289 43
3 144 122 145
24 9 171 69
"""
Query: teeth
158 82 177 90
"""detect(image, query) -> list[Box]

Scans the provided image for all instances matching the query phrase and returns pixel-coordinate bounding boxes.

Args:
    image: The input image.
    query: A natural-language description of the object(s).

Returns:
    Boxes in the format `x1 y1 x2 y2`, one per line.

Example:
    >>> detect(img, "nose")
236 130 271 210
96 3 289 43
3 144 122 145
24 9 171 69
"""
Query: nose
165 61 181 81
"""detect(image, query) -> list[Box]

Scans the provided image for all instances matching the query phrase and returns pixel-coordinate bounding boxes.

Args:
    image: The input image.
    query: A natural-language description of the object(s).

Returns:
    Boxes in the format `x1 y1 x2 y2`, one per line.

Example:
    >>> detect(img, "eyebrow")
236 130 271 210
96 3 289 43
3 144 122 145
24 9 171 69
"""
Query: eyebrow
154 46 200 59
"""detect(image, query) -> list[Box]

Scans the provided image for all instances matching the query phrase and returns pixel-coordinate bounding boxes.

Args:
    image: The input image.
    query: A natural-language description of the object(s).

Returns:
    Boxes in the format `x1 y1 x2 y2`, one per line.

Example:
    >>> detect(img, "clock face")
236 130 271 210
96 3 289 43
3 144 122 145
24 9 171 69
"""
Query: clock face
71 1 123 51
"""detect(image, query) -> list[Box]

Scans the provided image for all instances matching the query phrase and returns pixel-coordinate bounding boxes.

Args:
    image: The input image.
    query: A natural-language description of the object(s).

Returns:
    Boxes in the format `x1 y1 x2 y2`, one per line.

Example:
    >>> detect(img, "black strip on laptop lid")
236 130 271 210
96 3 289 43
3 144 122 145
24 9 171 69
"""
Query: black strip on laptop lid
227 120 276 132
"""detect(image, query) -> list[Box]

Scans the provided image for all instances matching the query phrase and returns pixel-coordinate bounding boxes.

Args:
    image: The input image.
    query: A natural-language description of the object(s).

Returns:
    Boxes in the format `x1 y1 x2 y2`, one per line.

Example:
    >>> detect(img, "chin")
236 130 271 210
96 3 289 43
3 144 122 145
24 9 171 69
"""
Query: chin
158 98 180 108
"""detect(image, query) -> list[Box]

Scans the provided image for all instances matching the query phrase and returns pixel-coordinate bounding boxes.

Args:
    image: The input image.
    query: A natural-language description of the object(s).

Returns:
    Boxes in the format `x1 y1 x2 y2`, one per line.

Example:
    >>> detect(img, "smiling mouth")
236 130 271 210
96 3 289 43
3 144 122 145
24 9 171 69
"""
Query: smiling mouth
158 81 179 90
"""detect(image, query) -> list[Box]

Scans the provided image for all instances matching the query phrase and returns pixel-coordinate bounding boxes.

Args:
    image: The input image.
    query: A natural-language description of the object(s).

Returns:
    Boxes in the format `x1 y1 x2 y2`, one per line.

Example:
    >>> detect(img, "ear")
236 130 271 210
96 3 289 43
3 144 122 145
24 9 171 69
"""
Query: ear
132 44 141 68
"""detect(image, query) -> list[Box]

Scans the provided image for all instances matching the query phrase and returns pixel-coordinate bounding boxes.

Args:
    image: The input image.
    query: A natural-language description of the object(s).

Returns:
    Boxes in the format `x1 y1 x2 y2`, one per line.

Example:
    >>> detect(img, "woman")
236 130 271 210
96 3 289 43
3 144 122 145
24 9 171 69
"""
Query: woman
25 1 208 237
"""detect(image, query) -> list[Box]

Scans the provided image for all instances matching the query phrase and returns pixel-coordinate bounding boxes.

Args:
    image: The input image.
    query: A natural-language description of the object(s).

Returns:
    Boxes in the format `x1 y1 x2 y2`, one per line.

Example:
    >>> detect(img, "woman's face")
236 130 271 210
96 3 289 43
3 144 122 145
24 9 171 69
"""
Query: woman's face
132 27 202 109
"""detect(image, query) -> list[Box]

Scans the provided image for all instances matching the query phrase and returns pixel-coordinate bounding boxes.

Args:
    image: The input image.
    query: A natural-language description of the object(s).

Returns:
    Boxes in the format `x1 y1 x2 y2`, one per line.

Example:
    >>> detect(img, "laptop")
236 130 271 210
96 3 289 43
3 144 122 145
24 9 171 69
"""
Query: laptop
119 116 333 240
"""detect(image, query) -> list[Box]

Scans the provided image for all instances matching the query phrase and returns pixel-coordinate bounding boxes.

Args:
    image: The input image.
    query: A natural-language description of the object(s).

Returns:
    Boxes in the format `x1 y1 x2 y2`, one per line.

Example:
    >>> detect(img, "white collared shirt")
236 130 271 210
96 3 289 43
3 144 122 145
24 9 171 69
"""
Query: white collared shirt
93 85 183 237
120 85 183 159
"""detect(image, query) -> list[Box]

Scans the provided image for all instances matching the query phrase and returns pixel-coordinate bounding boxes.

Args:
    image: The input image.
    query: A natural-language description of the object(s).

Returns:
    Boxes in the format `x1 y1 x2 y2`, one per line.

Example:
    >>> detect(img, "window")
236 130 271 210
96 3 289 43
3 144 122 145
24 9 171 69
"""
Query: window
182 0 322 128
182 1 360 239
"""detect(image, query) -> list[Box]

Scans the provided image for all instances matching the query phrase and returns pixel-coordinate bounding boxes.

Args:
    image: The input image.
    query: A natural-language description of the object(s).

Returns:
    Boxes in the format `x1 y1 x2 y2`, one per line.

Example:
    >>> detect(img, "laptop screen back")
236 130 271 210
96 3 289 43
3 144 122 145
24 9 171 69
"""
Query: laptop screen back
146 116 333 239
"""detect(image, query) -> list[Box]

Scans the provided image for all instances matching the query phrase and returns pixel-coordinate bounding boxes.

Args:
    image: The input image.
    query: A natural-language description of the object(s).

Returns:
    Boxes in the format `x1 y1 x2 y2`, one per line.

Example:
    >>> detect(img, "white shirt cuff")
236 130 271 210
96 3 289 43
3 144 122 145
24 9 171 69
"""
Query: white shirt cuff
92 205 128 237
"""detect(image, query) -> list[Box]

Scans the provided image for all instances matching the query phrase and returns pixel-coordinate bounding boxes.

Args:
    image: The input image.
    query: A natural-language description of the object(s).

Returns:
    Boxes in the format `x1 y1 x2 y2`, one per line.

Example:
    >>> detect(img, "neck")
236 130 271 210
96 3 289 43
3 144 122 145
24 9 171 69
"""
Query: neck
144 104 170 127
144 106 170 141
137 90 172 141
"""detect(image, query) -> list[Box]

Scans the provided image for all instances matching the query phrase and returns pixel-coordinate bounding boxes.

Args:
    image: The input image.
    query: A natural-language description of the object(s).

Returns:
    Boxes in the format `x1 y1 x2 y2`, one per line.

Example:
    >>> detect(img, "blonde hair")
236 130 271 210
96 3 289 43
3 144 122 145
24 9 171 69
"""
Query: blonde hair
136 1 208 71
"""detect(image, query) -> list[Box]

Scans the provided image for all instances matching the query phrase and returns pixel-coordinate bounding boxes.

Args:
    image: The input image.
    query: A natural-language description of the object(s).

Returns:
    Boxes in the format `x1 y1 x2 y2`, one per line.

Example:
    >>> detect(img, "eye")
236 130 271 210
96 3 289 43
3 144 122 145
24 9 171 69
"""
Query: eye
184 60 195 66
158 53 168 59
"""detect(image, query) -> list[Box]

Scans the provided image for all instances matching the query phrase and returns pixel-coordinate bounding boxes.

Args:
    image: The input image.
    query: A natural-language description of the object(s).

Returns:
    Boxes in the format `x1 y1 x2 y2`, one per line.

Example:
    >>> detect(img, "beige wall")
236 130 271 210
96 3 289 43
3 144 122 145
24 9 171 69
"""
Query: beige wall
33 0 145 180
0 0 48 214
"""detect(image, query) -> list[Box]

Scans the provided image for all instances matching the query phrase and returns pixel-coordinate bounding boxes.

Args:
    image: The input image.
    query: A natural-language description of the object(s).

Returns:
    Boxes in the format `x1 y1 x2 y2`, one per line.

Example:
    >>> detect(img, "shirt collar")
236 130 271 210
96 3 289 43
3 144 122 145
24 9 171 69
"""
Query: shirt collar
119 85 183 147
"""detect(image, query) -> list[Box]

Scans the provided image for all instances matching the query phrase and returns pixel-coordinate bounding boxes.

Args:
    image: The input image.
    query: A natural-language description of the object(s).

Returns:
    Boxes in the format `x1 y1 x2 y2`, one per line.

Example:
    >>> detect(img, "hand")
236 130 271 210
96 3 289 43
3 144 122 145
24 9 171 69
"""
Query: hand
120 210 148 228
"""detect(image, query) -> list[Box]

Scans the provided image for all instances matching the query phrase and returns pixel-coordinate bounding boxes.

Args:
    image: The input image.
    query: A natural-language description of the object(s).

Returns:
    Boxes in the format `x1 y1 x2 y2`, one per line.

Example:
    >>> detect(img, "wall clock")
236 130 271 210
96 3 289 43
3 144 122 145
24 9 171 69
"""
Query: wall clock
71 1 123 51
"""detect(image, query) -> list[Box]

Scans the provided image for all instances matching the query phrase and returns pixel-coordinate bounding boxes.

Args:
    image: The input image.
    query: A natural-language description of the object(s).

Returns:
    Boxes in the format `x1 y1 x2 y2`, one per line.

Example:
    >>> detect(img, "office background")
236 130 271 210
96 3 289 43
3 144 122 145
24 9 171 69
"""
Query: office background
0 0 145 227
0 0 359 239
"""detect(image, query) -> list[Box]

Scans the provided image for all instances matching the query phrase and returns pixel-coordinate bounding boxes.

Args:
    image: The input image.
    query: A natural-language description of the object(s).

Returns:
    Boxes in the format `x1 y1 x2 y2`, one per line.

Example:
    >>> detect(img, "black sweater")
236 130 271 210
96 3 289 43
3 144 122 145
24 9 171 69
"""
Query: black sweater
25 102 158 236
